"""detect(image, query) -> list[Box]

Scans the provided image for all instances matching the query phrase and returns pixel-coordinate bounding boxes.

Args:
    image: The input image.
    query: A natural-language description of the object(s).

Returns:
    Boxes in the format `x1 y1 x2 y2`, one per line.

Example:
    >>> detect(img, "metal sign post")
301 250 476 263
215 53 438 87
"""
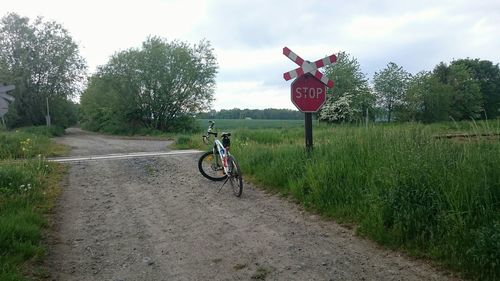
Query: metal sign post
282 47 336 150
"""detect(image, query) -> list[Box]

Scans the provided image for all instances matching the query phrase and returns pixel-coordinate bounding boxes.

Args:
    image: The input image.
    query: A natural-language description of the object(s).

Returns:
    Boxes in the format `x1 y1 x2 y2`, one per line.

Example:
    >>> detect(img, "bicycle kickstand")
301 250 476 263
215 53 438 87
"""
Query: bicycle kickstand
218 176 230 193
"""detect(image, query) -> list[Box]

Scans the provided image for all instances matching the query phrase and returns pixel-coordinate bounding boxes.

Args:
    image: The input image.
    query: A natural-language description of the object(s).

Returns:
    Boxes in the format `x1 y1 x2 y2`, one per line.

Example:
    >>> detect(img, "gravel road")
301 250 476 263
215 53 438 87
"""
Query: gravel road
45 128 459 281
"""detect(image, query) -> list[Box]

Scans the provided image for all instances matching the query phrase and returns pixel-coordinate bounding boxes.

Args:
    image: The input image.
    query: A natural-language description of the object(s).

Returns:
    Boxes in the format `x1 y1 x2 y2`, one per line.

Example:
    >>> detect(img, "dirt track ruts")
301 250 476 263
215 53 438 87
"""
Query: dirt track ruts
45 128 460 281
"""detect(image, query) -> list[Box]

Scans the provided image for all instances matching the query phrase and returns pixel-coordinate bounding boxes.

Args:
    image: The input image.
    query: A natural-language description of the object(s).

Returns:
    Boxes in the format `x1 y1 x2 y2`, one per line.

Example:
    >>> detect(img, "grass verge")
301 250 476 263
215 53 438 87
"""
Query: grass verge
0 127 68 280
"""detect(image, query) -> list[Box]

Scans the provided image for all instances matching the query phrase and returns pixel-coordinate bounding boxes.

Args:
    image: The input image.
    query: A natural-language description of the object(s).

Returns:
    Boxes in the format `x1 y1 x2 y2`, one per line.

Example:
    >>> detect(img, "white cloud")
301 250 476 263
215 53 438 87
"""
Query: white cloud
215 81 293 110
217 47 282 71
3 0 208 72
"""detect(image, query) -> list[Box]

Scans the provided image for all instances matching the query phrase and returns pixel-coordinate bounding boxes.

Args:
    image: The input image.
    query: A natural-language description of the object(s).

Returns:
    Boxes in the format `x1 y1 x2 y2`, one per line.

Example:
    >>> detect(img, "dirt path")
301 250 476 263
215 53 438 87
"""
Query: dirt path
46 128 459 281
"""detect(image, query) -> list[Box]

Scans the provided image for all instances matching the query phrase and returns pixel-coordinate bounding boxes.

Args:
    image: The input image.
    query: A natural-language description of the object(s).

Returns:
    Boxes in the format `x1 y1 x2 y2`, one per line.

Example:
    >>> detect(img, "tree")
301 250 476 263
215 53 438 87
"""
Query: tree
318 51 374 123
397 71 429 122
447 64 483 120
452 59 500 119
432 62 483 120
420 76 453 123
0 13 86 127
80 36 218 132
373 62 411 122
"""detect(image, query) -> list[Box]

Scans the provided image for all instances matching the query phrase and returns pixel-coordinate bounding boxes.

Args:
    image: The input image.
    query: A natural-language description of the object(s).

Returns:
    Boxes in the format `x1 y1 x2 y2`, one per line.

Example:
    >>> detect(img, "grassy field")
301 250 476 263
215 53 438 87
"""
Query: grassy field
181 119 500 281
0 127 67 281
197 118 305 130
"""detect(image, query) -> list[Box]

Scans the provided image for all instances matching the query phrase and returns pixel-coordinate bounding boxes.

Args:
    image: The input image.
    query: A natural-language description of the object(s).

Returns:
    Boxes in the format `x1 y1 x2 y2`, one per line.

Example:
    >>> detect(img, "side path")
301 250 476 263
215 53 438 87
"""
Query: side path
45 129 460 280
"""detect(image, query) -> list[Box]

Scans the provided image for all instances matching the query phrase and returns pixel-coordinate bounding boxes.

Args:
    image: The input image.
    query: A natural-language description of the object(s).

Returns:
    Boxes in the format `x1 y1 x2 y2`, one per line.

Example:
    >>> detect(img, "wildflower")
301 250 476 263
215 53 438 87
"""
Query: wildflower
20 184 25 188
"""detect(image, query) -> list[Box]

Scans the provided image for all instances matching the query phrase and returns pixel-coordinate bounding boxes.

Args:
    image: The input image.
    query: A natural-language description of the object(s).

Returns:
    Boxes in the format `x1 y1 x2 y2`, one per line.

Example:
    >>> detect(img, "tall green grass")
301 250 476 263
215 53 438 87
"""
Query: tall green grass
0 126 68 159
223 122 499 281
0 128 67 280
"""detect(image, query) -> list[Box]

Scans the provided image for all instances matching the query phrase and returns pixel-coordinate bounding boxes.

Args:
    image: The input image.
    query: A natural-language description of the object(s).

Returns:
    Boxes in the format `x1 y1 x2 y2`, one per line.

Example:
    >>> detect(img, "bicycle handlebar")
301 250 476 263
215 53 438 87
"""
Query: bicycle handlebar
203 121 217 144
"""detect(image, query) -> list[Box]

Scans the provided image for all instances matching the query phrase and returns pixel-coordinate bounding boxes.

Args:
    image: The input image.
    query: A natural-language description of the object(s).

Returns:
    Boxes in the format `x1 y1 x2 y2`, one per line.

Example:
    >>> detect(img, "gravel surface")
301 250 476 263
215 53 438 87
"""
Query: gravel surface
45 128 460 281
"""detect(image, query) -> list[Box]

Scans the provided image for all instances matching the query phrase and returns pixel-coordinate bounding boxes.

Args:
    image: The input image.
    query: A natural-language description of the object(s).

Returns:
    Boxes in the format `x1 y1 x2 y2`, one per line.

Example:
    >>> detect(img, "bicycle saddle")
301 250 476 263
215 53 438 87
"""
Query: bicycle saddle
221 132 231 138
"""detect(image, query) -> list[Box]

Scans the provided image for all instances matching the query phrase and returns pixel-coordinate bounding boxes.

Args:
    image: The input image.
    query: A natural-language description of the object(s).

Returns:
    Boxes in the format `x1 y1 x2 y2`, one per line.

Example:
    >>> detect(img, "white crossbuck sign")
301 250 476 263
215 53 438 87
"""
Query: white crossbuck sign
0 84 16 117
282 47 336 88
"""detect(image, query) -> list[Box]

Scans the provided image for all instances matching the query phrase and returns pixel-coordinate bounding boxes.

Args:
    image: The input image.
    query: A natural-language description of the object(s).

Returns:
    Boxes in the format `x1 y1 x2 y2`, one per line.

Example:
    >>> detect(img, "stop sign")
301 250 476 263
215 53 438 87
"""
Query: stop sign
291 74 327 112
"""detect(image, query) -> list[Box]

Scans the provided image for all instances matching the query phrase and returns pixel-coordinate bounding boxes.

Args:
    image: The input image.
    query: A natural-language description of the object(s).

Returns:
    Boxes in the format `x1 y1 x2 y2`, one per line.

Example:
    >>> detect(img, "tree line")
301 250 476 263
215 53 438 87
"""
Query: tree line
1 13 499 132
320 52 500 123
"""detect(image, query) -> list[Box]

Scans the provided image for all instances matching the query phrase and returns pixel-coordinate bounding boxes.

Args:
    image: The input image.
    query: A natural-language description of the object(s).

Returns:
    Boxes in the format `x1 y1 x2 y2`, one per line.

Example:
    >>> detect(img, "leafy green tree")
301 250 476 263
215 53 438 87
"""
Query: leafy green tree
446 64 483 120
319 51 374 123
0 13 86 127
452 59 500 119
433 62 483 120
80 37 217 132
79 75 126 132
396 71 429 122
420 76 453 123
373 62 411 122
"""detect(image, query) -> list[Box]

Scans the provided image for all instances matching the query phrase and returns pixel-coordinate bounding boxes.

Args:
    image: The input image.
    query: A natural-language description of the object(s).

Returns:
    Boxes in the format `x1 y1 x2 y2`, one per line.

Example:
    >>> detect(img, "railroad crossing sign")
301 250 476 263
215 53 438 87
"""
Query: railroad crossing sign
282 47 337 150
0 84 15 118
283 47 336 113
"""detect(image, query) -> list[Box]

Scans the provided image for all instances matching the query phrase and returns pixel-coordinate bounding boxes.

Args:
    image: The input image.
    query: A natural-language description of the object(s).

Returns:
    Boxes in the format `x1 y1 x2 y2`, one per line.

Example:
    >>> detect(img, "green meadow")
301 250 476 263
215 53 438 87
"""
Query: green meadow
181 119 500 281
196 118 305 130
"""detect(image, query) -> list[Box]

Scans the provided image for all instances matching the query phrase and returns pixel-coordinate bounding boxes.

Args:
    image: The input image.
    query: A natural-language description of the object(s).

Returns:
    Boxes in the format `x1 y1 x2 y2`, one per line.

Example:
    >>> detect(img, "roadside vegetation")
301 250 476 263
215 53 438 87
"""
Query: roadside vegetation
181 119 500 281
0 126 67 281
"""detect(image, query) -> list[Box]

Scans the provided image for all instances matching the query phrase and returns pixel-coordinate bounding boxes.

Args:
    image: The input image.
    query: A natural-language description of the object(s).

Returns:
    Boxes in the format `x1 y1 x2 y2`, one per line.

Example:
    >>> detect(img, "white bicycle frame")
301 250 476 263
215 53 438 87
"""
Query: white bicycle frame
204 122 232 175
212 138 231 174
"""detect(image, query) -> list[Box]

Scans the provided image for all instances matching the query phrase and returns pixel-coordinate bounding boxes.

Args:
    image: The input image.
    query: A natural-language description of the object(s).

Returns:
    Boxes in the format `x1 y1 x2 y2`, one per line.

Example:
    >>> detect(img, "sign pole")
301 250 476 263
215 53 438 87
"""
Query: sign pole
305 112 313 151
46 97 51 127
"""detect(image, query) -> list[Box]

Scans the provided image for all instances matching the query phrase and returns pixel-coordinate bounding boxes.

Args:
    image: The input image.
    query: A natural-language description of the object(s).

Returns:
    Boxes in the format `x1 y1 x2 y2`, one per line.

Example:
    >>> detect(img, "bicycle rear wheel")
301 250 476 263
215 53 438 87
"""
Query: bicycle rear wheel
198 151 227 181
227 155 243 197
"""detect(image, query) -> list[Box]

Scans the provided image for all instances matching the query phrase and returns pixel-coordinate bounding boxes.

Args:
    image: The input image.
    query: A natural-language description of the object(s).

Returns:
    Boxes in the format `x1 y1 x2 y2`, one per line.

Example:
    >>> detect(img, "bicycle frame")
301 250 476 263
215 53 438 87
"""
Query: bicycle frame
203 121 231 175
212 138 231 175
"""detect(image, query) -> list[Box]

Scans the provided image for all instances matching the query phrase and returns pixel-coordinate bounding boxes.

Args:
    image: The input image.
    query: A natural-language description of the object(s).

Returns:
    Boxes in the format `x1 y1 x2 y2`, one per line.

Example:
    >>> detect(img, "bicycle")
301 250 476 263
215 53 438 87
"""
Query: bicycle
198 121 243 197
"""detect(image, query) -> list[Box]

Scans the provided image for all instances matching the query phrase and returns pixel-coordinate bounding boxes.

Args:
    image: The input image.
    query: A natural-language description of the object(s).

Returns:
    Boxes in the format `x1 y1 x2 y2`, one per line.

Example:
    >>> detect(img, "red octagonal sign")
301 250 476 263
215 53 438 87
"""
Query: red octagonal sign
291 73 327 112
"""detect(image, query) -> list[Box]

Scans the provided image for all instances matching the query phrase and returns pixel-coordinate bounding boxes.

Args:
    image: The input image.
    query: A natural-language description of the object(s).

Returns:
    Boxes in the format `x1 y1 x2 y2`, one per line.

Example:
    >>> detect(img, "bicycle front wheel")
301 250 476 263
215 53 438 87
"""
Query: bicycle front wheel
198 151 227 181
227 155 243 197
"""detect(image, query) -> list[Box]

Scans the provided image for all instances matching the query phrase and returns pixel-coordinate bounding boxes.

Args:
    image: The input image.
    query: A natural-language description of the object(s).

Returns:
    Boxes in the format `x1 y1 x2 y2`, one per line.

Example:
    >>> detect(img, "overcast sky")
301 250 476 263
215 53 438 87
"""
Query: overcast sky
2 0 499 110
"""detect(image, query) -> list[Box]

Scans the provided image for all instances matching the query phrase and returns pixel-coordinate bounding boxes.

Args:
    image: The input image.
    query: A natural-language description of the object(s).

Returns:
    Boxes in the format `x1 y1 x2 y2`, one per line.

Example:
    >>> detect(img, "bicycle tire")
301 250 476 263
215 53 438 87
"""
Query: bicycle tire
227 155 243 197
198 151 227 181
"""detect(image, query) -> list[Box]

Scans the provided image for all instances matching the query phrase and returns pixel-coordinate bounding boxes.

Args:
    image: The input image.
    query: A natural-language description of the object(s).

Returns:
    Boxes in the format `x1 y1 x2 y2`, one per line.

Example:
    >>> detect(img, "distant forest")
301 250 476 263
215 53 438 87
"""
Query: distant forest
198 108 303 120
